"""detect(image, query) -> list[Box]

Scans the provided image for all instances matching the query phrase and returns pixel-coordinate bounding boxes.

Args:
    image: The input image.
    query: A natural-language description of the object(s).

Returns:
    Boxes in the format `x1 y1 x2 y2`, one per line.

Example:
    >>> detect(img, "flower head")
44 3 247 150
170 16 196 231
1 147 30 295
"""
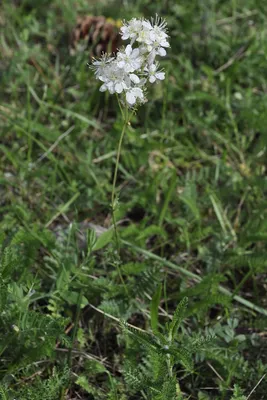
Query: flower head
91 15 169 108
97 60 128 94
120 18 143 43
117 45 143 73
145 63 165 83
126 87 145 106
91 54 114 78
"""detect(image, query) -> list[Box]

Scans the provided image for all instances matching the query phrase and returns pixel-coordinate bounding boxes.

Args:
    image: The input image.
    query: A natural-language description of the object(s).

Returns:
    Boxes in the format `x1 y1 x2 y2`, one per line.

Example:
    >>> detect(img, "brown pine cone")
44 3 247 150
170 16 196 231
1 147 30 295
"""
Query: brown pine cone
70 15 121 57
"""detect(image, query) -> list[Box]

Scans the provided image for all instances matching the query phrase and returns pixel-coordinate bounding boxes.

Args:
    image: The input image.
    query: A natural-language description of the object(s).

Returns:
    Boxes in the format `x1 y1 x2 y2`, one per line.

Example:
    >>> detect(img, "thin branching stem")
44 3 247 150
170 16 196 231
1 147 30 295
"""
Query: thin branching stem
111 117 128 253
110 98 133 293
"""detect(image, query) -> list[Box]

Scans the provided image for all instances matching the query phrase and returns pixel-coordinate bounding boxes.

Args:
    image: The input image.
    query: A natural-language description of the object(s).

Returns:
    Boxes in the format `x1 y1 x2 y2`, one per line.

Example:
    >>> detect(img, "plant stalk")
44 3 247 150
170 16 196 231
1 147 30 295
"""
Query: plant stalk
111 117 128 254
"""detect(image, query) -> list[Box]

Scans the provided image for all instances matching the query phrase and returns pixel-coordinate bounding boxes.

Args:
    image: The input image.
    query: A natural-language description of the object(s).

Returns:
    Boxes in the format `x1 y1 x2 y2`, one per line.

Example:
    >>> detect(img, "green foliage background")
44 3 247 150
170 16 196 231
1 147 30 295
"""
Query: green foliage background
0 0 267 398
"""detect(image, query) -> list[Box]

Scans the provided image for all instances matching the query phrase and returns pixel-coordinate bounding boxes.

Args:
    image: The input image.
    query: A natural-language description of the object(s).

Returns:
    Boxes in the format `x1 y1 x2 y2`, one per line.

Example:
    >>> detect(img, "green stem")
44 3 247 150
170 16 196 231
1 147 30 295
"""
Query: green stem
116 93 126 120
166 353 173 378
111 118 128 253
110 100 132 293
111 100 135 291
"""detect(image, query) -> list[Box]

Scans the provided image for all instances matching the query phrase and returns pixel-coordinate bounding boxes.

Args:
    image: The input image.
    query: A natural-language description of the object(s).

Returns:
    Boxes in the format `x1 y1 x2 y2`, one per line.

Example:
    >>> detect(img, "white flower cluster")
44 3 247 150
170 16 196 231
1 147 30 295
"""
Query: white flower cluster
91 16 169 107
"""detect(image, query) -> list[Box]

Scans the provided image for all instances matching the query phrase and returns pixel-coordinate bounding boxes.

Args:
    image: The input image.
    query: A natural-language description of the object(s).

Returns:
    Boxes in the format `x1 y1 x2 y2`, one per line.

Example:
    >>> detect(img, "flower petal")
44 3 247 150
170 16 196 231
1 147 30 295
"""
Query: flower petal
99 84 107 92
142 20 152 29
129 74 140 84
132 48 140 58
125 45 132 56
126 91 136 105
157 47 166 56
132 87 143 99
155 72 165 80
115 83 124 93
161 40 170 48
107 82 114 91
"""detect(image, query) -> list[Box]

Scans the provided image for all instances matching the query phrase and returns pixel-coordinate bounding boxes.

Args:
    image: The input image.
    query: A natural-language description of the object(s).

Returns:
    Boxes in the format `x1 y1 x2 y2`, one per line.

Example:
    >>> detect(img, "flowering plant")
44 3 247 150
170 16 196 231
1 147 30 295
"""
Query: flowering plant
90 16 169 272
91 15 169 107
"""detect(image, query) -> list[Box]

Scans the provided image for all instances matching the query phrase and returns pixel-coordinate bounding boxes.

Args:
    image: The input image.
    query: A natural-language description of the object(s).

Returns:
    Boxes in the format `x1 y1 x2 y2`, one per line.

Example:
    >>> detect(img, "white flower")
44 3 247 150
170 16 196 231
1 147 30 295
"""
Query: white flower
143 16 170 55
91 54 114 78
126 87 145 106
147 28 170 56
121 18 143 43
98 60 128 94
91 15 170 108
145 64 165 83
129 73 140 84
136 26 153 47
97 60 141 95
117 45 143 73
133 16 170 57
154 36 170 56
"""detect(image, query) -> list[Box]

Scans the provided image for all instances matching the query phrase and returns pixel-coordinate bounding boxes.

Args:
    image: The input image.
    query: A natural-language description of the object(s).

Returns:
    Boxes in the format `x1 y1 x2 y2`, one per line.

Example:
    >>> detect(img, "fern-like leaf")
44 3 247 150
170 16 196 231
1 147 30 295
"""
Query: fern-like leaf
168 297 188 342
0 275 7 313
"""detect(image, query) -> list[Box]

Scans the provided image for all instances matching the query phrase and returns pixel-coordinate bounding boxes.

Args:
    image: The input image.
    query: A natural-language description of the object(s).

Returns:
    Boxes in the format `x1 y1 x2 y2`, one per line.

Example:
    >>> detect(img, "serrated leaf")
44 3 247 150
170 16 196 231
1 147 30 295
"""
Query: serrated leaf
168 297 188 342
76 375 104 397
121 320 159 351
171 346 193 371
0 276 7 313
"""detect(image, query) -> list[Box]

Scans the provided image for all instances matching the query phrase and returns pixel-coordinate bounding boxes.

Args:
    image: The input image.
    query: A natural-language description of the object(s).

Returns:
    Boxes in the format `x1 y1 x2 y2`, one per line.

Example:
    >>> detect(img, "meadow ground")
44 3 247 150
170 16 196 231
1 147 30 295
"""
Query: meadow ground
0 0 267 399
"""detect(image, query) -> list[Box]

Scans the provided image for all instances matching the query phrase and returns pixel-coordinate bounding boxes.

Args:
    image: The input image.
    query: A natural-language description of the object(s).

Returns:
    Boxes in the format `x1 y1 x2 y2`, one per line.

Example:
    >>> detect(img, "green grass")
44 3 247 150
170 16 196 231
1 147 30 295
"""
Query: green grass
1 0 267 399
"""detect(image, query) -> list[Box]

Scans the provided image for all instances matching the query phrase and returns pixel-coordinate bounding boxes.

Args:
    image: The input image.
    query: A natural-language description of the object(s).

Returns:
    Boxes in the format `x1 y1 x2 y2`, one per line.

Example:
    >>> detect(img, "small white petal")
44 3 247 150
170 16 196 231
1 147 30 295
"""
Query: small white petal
126 92 136 105
129 74 140 83
155 72 165 80
125 45 132 56
125 65 134 73
115 83 124 93
157 47 166 56
99 75 106 82
149 76 156 83
131 48 140 58
161 40 170 48
142 21 152 29
107 82 114 91
132 87 143 99
99 84 107 92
